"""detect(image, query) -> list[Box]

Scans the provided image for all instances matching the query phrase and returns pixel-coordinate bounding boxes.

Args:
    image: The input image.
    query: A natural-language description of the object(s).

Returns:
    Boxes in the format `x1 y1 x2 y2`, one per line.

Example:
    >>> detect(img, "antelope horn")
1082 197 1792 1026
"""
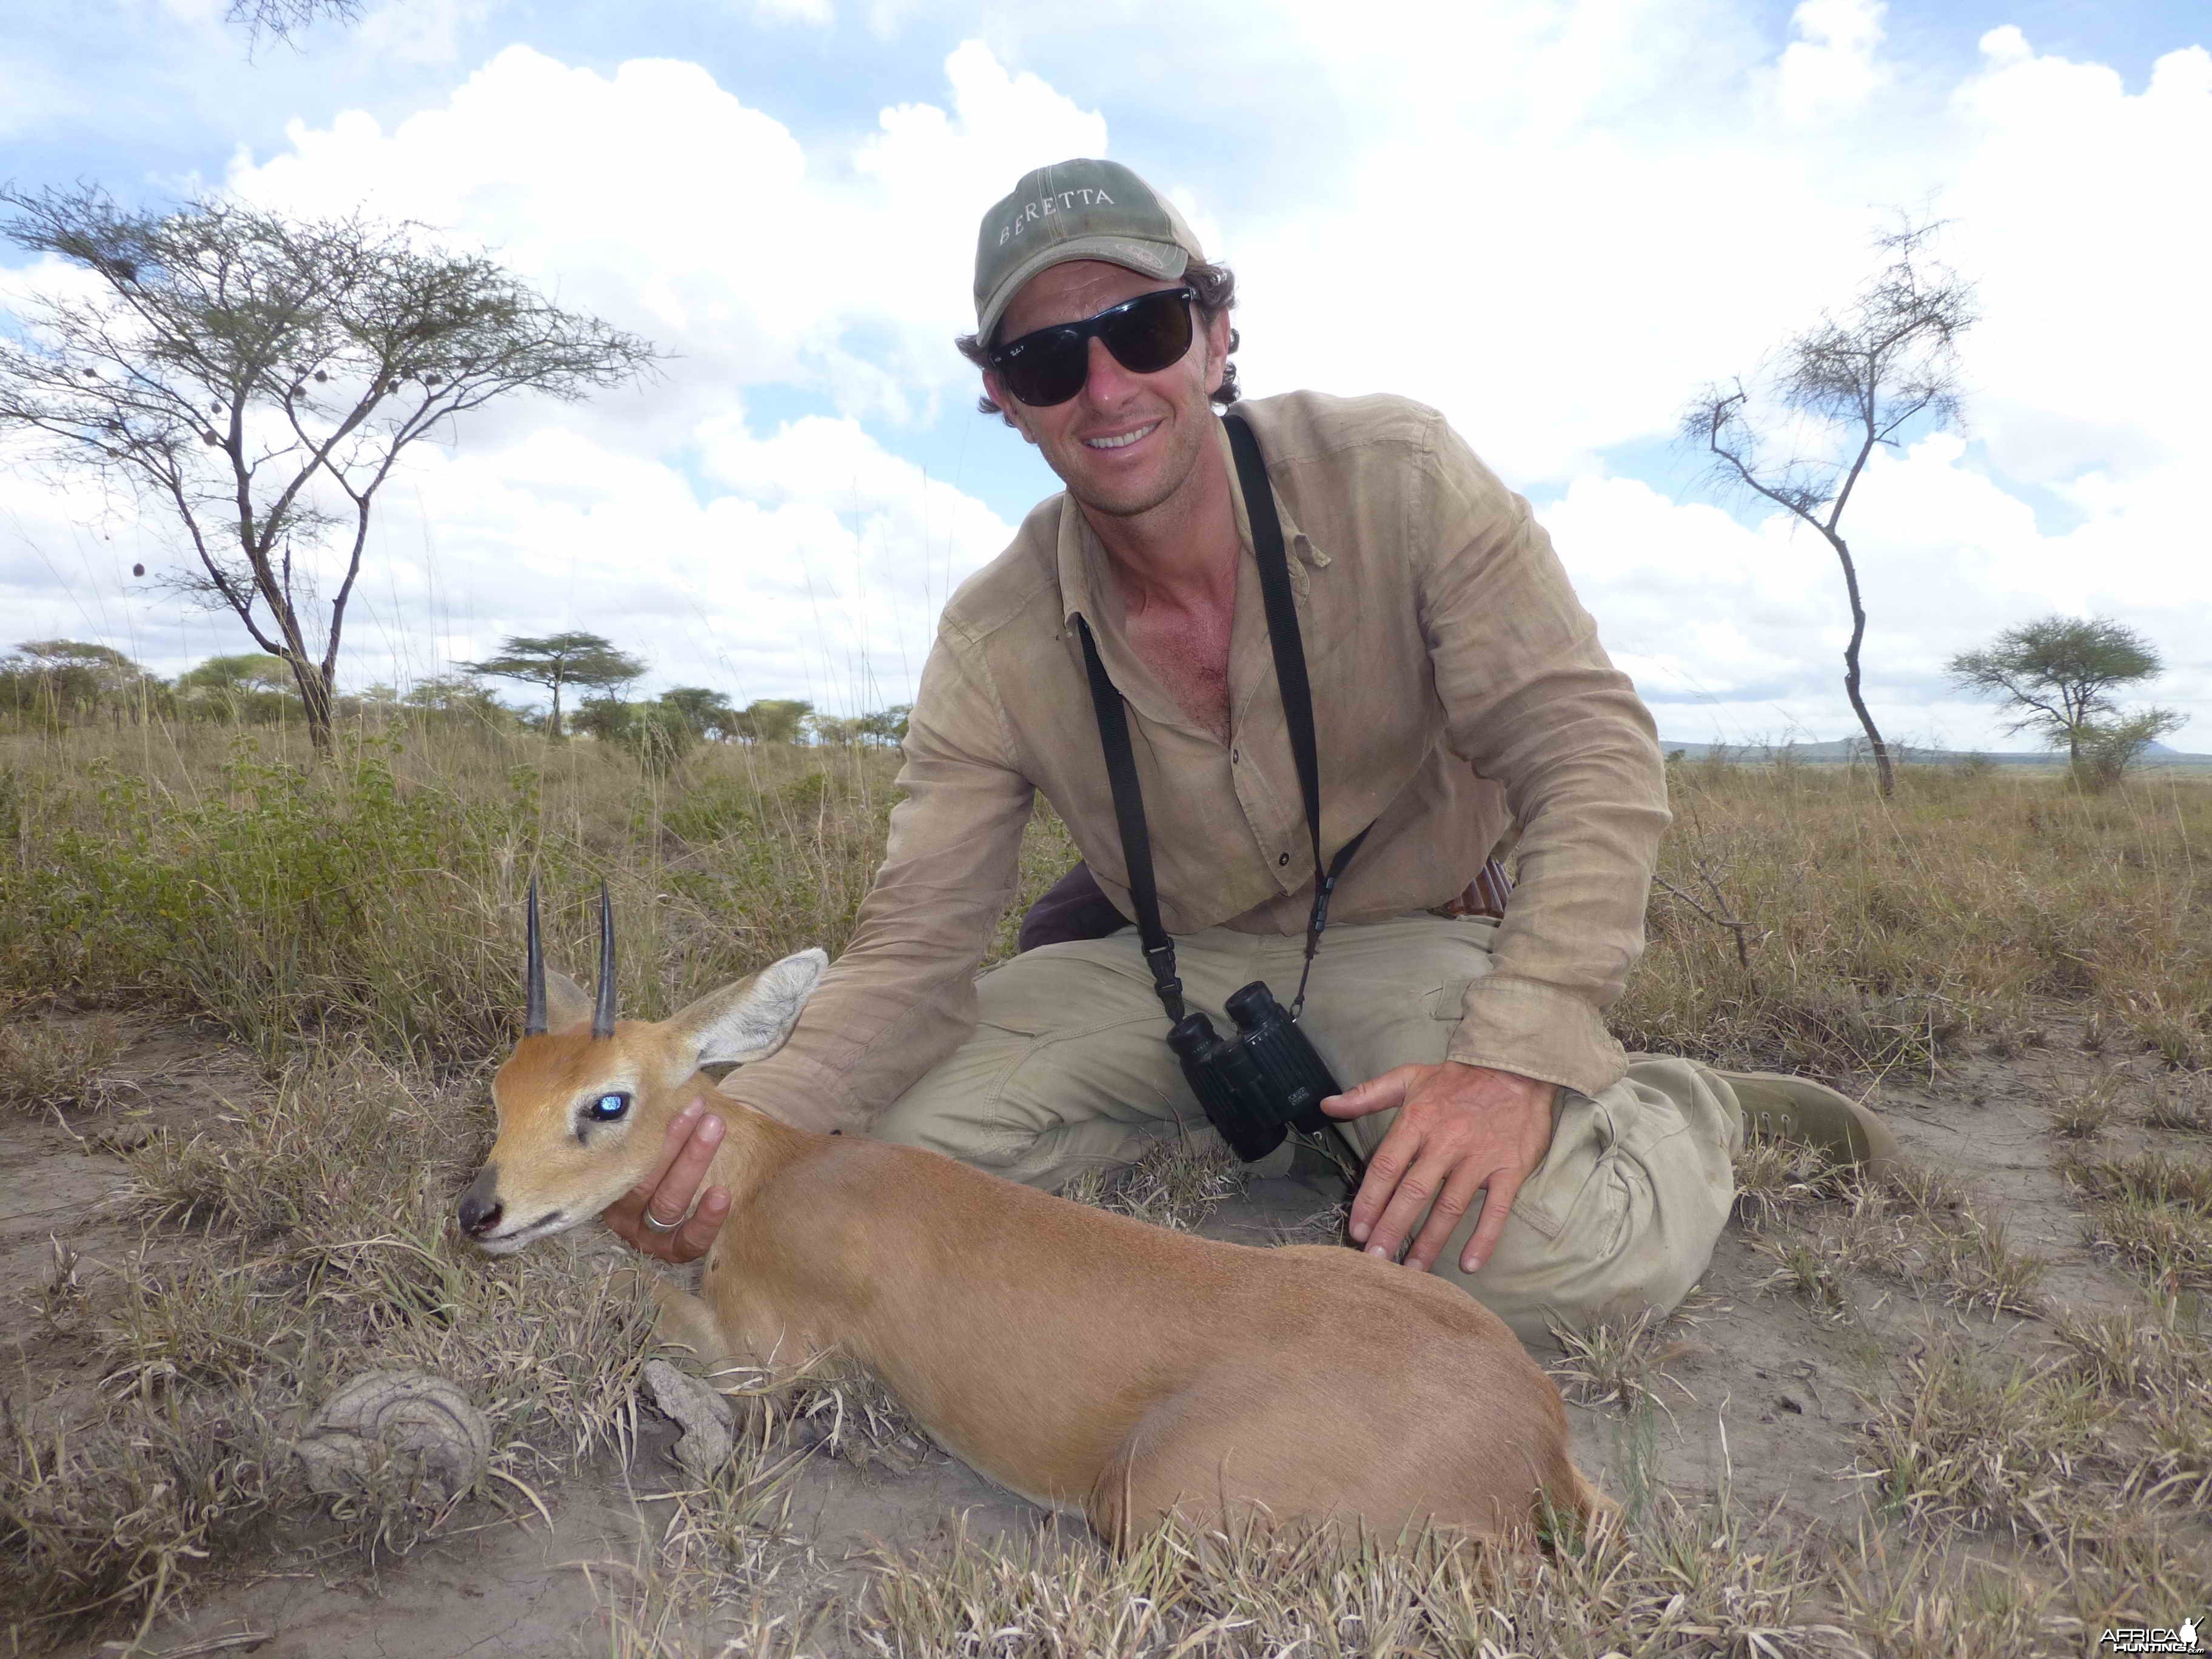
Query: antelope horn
524 874 548 1036
592 880 618 1040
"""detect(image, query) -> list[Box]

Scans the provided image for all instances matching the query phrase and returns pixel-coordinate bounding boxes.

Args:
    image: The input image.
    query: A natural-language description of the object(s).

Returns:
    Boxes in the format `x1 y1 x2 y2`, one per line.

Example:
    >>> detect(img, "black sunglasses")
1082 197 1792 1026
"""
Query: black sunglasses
987 286 1198 408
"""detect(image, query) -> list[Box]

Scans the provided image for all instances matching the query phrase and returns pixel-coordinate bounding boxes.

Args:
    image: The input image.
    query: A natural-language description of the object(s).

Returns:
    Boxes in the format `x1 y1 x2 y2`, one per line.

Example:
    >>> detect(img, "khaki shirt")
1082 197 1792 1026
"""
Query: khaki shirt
734 390 1670 1130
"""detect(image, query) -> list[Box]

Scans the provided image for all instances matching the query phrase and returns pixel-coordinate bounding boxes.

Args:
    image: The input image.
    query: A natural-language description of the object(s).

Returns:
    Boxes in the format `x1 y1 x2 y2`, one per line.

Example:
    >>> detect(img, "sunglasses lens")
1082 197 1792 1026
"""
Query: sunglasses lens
999 332 1090 407
994 289 1196 407
1099 290 1194 376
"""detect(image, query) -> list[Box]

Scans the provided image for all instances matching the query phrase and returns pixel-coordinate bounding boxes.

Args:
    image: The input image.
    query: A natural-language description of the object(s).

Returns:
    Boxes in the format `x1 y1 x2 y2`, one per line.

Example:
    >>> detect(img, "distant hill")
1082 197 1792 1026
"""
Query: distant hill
1658 737 2212 768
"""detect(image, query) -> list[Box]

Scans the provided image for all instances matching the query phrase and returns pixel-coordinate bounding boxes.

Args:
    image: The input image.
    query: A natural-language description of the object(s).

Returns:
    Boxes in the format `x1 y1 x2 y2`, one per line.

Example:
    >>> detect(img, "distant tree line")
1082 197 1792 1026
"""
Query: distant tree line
0 629 914 765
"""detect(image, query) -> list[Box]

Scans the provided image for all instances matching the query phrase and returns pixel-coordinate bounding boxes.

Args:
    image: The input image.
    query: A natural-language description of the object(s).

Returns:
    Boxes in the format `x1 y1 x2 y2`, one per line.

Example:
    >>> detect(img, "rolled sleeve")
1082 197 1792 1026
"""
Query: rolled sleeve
732 631 1034 1132
1413 415 1671 1099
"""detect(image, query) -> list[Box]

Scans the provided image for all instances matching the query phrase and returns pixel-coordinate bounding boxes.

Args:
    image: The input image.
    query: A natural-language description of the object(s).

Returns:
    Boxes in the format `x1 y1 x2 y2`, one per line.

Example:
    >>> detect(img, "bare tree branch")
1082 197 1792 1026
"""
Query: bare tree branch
1678 213 1978 798
225 0 366 49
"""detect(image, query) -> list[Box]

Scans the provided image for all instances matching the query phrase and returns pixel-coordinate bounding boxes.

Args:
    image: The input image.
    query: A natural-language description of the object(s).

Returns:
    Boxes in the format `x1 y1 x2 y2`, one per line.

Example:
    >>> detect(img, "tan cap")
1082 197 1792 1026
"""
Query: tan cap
973 158 1205 344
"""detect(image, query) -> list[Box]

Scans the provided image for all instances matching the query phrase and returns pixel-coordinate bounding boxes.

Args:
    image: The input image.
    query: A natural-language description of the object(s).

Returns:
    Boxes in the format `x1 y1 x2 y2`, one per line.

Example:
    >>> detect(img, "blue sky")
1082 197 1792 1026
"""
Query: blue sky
3 0 2207 748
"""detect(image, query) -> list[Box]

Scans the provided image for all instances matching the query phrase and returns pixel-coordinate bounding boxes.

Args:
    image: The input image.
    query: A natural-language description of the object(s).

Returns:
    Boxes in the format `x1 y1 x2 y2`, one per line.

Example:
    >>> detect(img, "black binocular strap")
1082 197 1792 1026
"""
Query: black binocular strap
1222 412 1371 1014
1074 612 1184 1023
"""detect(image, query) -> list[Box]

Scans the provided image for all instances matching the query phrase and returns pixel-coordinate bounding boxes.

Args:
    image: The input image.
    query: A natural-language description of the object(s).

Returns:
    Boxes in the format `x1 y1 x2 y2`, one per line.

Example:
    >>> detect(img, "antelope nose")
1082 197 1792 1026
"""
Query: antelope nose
457 1168 503 1238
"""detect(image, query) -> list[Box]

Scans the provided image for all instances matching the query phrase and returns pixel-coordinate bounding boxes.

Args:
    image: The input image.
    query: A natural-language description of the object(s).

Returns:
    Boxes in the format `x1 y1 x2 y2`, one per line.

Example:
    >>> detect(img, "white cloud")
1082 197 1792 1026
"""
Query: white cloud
223 40 1104 434
350 0 500 65
1156 1 2207 744
1541 432 2209 748
752 0 833 24
1948 36 2212 488
1773 0 1891 124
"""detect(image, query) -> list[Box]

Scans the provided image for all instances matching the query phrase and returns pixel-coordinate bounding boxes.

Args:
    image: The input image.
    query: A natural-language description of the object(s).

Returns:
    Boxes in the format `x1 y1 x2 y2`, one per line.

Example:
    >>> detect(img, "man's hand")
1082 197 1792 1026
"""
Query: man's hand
1320 1062 1557 1275
601 1095 729 1265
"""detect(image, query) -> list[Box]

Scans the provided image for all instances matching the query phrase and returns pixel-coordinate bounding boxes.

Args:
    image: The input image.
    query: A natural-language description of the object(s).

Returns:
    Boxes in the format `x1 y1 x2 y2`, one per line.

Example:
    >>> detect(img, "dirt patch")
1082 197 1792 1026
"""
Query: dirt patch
2 1010 264 1421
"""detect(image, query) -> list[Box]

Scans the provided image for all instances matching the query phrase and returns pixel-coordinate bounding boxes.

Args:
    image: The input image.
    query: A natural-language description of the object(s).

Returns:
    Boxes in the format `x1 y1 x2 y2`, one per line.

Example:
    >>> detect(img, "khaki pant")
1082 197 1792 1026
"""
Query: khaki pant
871 914 1744 1347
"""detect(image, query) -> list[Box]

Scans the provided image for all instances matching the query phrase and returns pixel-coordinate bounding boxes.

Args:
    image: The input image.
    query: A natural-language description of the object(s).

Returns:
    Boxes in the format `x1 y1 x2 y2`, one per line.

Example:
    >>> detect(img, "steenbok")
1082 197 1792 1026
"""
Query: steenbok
459 884 1601 1544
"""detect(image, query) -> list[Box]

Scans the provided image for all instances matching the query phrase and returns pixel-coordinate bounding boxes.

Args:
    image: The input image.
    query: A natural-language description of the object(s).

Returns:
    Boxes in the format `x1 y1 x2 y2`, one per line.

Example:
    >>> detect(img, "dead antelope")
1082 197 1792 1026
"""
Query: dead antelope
458 885 1602 1544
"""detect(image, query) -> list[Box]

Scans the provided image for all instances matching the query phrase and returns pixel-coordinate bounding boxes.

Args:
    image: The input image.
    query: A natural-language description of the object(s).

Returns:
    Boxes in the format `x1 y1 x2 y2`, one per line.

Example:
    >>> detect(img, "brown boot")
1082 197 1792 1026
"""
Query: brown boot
1712 1071 1905 1176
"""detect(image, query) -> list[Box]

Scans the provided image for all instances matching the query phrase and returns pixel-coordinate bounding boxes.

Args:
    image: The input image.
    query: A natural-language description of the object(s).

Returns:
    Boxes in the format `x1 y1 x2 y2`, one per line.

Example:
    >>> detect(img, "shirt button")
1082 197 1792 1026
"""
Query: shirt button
1278 853 1290 866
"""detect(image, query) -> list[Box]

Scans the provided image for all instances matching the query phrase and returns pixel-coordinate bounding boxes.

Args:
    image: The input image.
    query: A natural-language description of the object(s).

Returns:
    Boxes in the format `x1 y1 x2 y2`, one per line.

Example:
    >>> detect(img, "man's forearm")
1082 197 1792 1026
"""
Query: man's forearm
1417 415 1671 1098
732 905 1011 1131
1449 680 1668 1098
726 637 1036 1133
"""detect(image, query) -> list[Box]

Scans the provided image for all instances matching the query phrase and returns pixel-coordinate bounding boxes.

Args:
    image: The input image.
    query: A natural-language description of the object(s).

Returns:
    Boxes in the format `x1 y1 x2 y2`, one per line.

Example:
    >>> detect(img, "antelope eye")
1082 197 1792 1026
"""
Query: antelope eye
586 1092 631 1123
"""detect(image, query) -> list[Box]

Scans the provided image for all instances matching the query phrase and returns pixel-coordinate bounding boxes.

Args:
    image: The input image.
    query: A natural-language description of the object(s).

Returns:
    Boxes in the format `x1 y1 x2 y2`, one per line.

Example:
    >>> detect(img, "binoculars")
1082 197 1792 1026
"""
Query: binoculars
1167 981 1342 1164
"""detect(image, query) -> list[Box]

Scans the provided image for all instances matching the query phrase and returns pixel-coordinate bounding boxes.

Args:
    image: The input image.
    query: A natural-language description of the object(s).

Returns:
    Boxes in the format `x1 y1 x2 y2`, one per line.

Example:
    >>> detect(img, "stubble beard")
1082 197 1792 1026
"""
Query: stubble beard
1051 408 1208 522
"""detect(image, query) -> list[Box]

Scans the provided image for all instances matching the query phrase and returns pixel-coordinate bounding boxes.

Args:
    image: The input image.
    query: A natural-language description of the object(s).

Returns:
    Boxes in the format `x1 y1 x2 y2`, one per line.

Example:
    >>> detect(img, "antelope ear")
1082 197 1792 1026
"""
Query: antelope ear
545 970 594 1035
670 950 826 1067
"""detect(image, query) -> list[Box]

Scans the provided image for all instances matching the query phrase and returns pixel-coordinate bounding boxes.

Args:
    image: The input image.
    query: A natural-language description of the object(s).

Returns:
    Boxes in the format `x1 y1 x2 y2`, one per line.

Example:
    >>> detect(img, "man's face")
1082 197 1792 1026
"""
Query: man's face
983 260 1232 521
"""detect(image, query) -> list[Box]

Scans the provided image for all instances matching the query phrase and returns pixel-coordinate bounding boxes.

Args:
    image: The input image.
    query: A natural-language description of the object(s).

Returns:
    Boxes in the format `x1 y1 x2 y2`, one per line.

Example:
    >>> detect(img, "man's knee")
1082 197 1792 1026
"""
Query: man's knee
1458 1188 1721 1348
1439 1084 1737 1346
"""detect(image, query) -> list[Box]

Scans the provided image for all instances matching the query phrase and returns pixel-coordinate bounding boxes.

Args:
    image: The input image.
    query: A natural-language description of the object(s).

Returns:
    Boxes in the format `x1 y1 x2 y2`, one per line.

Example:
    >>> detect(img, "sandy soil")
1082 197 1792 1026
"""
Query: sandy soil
2 1013 2173 1658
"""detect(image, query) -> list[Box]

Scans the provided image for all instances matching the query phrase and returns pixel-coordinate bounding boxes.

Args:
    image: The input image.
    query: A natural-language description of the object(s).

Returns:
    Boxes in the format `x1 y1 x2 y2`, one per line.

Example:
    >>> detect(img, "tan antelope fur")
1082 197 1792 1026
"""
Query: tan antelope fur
459 888 1600 1544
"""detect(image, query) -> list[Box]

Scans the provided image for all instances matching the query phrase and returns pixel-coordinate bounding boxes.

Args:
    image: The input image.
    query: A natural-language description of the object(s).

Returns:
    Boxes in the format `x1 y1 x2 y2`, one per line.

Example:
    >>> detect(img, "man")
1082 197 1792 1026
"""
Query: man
605 158 1900 1343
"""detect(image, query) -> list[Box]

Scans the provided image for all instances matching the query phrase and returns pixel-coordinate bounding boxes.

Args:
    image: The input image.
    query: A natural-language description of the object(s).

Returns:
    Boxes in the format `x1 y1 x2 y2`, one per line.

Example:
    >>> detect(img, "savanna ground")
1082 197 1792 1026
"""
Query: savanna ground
1 714 2208 1657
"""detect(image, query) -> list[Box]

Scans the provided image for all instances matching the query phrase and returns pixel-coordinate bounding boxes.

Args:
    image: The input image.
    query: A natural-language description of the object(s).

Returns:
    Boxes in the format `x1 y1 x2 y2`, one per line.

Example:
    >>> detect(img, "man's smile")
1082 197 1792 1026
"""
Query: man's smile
1082 421 1158 451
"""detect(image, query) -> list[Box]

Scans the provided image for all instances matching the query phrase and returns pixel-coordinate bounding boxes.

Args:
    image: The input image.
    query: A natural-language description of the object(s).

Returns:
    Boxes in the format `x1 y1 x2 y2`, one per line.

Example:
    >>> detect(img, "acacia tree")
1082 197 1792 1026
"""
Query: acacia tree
1 640 153 722
657 686 738 742
0 186 656 754
464 632 644 739
1947 614 2183 788
730 699 813 745
1680 218 1977 797
854 703 913 747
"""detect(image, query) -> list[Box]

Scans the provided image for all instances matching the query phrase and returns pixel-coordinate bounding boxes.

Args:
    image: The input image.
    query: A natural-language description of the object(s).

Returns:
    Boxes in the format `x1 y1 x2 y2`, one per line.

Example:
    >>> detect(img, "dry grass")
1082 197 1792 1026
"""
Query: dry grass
1062 1133 1248 1232
1756 1229 1860 1318
1853 1294 2212 1635
0 1011 129 1115
1830 1530 2083 1658
1732 1127 1851 1230
2062 1149 2212 1291
0 720 1076 1068
1859 1340 2123 1543
2051 1078 2124 1140
2064 1149 2212 1213
6 724 2205 1086
701 1352 930 1473
1546 1305 1697 1413
2140 1070 2212 1133
552 1405 831 1658
580 1489 2193 1659
1744 1158 2049 1321
854 1499 1849 1659
2051 1298 2212 1510
1620 757 2212 1078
